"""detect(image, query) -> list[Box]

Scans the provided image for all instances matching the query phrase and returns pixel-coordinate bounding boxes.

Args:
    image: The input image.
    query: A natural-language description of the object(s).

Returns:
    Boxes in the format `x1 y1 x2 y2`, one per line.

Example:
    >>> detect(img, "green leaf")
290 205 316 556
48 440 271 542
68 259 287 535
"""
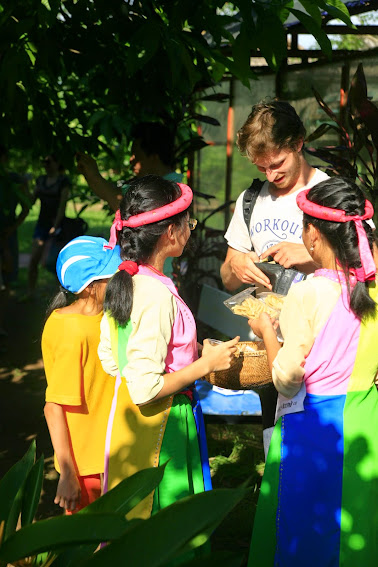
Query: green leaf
21 455 44 527
232 26 252 80
4 487 23 542
298 0 322 26
0 442 35 525
79 463 166 517
80 487 249 567
0 514 129 564
321 0 355 28
179 550 244 567
41 0 51 11
256 12 287 70
289 8 332 59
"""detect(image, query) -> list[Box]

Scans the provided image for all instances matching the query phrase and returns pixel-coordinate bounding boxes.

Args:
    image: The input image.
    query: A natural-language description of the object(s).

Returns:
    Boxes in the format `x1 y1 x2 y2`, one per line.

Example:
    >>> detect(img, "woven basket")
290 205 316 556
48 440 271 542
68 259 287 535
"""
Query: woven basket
204 341 272 390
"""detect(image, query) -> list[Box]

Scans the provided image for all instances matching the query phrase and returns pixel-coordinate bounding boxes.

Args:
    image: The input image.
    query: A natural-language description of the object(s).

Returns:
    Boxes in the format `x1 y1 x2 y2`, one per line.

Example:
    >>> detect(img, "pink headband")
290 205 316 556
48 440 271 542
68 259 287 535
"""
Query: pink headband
297 189 376 282
106 182 193 249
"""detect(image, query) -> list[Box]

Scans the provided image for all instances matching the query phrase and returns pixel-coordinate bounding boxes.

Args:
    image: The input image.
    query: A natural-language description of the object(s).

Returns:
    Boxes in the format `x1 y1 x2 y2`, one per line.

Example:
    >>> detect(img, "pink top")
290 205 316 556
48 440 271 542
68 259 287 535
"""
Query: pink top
137 265 198 373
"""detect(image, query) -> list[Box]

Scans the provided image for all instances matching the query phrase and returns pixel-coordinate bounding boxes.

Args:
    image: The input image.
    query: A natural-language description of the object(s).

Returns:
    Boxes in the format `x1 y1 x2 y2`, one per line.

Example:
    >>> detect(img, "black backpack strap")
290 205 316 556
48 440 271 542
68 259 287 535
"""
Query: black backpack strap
242 178 264 233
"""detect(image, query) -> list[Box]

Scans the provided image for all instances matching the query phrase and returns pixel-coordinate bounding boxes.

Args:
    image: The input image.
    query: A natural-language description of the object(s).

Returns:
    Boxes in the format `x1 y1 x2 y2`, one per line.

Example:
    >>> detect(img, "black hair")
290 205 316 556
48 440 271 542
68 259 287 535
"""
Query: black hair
45 286 71 321
45 280 105 322
303 176 376 320
104 175 189 326
131 122 175 168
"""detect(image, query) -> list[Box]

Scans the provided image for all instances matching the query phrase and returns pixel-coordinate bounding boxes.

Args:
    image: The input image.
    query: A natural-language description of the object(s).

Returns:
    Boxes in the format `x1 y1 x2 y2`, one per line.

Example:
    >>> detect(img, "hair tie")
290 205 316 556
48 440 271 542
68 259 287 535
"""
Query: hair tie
118 260 138 276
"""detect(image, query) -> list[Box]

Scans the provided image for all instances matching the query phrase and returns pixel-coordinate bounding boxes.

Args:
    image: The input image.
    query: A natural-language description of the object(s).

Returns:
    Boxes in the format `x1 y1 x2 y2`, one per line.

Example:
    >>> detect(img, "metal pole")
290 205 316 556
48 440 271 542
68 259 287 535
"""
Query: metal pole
224 77 235 230
339 61 350 146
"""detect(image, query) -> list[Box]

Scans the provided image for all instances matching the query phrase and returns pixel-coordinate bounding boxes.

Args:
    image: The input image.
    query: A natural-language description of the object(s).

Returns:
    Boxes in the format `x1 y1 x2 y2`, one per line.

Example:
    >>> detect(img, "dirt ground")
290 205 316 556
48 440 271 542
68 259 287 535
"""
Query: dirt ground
0 269 263 558
0 277 62 520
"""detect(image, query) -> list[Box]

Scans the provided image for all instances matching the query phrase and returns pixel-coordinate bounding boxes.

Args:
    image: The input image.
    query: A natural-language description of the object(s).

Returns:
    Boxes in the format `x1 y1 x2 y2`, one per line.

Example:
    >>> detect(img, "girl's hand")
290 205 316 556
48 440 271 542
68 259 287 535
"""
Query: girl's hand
55 470 81 512
248 313 277 339
202 336 239 372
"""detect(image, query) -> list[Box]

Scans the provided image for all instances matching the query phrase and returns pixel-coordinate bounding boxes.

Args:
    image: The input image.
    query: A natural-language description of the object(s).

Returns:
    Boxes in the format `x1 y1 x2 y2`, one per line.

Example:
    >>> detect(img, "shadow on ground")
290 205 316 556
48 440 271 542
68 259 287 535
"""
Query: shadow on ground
0 266 264 560
0 270 62 520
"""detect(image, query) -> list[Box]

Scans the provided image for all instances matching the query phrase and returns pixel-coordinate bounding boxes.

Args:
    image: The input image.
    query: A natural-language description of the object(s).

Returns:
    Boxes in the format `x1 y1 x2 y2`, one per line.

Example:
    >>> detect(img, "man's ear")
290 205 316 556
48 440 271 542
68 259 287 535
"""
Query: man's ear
297 139 304 153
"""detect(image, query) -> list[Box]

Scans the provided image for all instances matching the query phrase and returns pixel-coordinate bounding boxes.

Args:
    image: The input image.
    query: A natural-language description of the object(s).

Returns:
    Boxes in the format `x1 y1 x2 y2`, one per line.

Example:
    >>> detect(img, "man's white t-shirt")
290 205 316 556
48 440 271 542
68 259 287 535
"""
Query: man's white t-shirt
225 168 329 256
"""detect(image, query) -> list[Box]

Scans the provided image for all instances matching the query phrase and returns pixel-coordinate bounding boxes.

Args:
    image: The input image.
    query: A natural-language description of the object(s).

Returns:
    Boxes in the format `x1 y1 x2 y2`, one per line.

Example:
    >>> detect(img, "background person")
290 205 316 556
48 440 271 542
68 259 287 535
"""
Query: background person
220 100 329 456
0 145 30 336
247 177 378 566
76 122 182 212
26 154 71 298
43 236 121 513
98 175 238 527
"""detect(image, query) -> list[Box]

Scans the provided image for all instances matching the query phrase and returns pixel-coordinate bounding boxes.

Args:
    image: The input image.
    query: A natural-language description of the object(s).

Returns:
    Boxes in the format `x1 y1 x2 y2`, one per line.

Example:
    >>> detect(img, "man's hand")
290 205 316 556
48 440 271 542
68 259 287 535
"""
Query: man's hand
229 251 272 289
261 242 313 270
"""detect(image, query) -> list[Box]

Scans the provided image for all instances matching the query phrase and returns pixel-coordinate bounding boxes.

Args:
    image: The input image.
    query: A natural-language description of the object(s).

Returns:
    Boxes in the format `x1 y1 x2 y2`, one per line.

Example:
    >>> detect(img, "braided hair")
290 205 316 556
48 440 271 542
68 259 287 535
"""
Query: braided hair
303 177 376 320
104 175 189 326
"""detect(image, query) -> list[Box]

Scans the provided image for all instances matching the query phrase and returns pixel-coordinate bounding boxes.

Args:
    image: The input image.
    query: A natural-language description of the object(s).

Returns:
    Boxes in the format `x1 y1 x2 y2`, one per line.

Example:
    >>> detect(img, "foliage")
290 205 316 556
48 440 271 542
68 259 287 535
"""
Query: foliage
0 0 354 168
0 441 249 567
328 12 378 51
305 62 378 218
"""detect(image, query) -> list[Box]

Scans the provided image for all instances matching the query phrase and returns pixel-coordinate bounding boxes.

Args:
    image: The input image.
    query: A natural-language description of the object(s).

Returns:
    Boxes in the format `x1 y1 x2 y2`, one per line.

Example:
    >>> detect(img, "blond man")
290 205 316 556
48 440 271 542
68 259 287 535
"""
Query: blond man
221 100 329 456
221 100 329 292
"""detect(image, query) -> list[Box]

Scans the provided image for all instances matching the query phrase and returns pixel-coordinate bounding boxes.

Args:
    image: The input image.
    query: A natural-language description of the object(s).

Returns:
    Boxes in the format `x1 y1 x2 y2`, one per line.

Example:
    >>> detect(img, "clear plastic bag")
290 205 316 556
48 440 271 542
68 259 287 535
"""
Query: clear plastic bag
223 286 279 320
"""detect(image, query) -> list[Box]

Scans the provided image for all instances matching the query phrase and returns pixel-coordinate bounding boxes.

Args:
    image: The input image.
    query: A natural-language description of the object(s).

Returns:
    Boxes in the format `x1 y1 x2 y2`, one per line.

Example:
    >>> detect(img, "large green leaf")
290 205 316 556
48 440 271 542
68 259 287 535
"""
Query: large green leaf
0 514 129 564
0 442 35 525
3 486 23 542
50 464 166 566
289 8 332 59
253 9 287 70
179 550 244 567
21 455 44 527
80 463 166 516
80 487 249 567
298 0 322 26
232 25 253 80
321 0 355 28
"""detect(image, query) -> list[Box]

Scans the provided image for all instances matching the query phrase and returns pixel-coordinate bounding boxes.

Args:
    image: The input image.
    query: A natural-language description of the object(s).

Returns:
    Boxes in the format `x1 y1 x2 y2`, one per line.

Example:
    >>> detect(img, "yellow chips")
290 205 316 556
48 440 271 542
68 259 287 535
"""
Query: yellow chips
264 294 285 310
231 297 278 319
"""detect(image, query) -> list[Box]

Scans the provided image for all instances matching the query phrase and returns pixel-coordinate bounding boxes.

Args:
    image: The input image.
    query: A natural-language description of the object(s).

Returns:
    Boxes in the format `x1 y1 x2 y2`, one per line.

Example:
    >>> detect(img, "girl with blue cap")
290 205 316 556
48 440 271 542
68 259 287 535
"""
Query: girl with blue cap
42 236 121 513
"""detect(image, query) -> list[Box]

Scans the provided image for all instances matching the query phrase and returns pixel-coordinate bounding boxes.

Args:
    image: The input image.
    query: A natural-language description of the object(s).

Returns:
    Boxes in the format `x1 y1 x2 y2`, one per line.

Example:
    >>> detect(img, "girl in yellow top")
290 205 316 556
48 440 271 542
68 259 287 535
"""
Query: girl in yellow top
42 236 121 513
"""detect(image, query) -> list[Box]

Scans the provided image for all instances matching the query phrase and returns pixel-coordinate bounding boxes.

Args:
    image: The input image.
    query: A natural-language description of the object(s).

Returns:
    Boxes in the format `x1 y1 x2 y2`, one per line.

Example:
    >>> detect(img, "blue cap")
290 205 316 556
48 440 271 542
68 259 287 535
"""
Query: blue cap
57 236 122 294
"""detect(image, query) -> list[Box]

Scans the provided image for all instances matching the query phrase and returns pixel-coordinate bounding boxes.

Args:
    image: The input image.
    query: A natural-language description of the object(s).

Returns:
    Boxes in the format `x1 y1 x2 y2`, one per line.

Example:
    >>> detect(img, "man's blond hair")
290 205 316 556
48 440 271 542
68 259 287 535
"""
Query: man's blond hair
237 100 306 162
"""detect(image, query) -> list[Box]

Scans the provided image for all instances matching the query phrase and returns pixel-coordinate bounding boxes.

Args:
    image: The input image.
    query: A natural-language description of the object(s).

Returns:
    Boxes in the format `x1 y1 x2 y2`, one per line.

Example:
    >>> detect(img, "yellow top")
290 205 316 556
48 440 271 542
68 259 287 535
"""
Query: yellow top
42 310 115 476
